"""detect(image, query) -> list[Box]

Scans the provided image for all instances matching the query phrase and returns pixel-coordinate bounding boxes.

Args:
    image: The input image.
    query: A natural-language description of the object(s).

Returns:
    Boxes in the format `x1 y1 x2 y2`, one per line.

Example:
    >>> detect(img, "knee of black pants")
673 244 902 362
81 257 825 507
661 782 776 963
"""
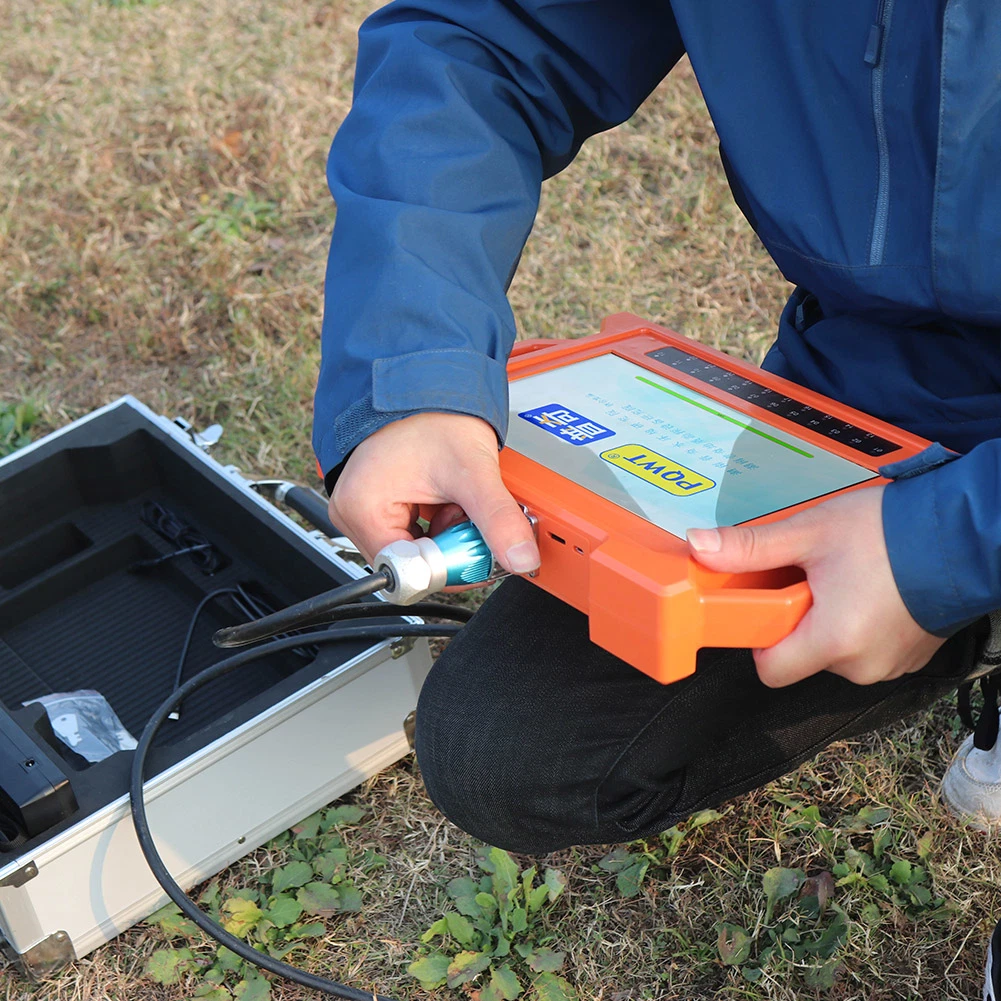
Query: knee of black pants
414 652 580 855
410 575 701 854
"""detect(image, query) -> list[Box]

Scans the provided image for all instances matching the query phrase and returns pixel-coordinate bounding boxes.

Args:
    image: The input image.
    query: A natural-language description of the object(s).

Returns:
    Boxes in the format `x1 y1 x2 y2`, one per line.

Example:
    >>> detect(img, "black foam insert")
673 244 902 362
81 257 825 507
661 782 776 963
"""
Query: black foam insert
0 402 404 861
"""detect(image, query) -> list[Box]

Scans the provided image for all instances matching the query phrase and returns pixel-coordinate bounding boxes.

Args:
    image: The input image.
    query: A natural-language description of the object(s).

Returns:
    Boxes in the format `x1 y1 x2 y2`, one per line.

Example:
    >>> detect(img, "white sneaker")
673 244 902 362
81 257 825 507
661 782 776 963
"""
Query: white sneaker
941 708 1001 831
984 919 1001 1000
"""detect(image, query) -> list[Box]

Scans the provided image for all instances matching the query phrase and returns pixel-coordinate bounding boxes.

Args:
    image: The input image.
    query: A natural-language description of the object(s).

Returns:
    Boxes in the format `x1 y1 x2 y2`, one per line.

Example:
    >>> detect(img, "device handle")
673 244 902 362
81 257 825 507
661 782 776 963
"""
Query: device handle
697 571 812 650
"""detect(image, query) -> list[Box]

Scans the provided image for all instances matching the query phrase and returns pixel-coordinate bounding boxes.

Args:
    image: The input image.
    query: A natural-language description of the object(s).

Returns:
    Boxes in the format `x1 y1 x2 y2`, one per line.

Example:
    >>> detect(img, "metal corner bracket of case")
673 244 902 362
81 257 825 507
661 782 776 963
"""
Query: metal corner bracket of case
12 930 75 978
391 636 417 659
0 862 38 889
403 710 417 751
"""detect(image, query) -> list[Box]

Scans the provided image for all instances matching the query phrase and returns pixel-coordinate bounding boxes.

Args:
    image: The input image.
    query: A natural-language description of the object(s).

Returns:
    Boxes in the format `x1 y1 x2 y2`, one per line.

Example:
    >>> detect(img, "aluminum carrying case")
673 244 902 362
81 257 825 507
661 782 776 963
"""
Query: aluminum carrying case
0 397 432 975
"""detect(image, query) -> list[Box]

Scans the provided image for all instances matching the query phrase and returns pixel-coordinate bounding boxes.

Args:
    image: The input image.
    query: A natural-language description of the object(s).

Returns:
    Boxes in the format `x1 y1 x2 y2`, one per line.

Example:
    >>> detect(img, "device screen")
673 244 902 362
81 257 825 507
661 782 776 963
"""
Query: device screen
505 352 876 539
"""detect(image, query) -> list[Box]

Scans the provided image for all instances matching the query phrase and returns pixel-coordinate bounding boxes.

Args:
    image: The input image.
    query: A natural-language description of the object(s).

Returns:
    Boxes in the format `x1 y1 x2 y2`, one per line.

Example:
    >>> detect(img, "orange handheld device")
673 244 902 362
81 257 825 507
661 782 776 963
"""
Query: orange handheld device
499 313 933 685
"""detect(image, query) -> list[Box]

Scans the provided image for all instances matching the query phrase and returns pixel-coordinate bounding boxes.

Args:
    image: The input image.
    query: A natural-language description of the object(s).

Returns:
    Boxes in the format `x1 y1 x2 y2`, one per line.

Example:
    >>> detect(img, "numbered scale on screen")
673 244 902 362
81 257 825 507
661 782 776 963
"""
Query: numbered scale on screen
645 346 900 458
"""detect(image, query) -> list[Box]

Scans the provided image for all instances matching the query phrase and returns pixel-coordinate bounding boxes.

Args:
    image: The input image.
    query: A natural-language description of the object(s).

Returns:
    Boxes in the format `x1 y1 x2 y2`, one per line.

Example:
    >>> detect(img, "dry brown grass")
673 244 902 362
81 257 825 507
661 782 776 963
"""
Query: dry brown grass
1 1 997 999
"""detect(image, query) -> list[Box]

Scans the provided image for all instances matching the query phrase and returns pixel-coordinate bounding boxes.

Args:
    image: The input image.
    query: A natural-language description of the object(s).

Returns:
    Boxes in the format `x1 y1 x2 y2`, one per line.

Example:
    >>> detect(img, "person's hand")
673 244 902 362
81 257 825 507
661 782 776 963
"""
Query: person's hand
686 484 945 687
328 412 540 578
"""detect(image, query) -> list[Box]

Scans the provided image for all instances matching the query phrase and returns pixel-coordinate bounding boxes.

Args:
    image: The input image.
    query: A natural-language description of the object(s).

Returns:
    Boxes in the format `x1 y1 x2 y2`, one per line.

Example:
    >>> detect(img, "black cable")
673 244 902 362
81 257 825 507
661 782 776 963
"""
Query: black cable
136 500 225 574
213 572 392 648
172 588 241 693
130 624 460 1001
307 601 474 624
231 583 319 661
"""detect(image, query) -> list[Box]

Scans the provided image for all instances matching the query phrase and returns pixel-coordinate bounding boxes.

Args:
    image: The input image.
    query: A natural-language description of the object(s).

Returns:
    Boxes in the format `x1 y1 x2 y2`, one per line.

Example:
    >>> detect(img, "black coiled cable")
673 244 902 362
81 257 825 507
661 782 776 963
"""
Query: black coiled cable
129 622 464 1000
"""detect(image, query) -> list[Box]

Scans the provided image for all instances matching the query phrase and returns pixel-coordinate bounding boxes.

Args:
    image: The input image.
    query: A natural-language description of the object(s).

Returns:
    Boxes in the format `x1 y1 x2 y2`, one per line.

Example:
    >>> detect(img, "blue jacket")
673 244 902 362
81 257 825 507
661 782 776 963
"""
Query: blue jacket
314 0 1001 638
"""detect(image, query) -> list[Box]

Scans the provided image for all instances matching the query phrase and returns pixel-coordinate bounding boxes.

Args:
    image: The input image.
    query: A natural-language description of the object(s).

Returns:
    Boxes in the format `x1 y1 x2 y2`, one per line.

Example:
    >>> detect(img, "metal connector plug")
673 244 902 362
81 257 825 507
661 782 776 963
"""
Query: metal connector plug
374 521 495 605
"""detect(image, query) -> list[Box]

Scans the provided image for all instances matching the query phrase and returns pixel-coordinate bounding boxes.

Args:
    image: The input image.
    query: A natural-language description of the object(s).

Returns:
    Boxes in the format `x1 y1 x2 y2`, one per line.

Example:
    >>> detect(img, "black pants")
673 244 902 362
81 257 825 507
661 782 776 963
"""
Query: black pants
415 577 983 855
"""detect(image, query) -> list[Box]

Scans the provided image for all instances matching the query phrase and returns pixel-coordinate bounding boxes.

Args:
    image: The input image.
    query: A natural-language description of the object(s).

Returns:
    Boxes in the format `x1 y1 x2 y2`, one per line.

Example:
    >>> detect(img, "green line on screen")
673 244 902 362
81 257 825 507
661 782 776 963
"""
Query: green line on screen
635 375 814 458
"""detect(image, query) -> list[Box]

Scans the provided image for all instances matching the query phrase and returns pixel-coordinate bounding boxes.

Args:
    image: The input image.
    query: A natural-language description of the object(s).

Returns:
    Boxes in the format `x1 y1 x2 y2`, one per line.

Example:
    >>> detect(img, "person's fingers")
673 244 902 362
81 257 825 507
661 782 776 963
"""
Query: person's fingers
329 481 416 564
427 503 467 537
751 607 838 687
447 458 539 574
686 511 817 574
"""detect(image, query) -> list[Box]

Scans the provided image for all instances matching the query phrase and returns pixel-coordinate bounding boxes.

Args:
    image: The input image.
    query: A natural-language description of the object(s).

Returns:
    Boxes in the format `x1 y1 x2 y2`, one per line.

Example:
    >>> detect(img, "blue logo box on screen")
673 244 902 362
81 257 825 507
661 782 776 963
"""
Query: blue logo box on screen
517 404 615 445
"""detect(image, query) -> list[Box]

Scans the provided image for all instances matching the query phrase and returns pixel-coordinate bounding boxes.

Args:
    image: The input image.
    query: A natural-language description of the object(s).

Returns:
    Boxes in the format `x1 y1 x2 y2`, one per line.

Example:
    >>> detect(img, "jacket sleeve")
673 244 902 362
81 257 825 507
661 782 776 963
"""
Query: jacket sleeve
313 0 684 480
882 441 1001 635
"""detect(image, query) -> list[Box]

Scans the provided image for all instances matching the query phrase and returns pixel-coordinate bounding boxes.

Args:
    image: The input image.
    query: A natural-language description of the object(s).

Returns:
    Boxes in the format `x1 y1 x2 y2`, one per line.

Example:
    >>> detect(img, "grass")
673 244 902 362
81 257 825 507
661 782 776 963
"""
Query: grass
0 1 996 999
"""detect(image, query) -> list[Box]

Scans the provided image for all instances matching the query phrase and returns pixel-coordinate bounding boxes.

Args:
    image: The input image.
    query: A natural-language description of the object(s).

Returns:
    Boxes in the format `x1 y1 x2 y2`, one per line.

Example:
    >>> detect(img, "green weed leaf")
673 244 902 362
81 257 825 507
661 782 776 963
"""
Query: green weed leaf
716 924 752 966
312 849 348 883
476 892 499 914
335 882 363 913
483 848 520 902
222 899 264 938
532 972 578 1001
161 912 200 939
849 805 891 830
147 902 181 924
802 959 840 989
543 869 566 902
521 866 537 901
872 826 893 859
408 953 450 989
215 946 243 972
0 402 37 457
527 885 550 914
421 918 449 943
292 812 323 839
889 859 912 886
192 985 231 1000
762 867 805 922
446 950 492 988
445 912 477 946
844 848 873 874
271 861 313 894
145 948 195 984
290 921 325 937
266 894 303 929
786 804 824 831
597 848 632 873
690 808 723 828
867 873 890 894
233 973 271 1001
527 947 565 973
616 860 649 899
325 805 365 828
197 884 221 908
487 963 522 1000
802 908 848 959
148 902 200 940
447 876 483 917
297 882 342 917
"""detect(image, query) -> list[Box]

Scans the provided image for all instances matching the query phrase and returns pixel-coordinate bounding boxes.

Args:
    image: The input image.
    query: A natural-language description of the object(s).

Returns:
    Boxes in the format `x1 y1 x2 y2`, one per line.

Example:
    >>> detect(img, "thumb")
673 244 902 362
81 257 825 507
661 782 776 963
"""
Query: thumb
686 517 811 574
449 465 539 575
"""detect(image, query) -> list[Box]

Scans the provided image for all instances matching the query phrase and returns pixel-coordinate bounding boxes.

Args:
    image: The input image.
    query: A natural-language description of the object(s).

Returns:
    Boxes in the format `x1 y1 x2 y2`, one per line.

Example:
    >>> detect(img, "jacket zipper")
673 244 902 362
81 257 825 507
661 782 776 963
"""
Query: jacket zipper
865 0 894 266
